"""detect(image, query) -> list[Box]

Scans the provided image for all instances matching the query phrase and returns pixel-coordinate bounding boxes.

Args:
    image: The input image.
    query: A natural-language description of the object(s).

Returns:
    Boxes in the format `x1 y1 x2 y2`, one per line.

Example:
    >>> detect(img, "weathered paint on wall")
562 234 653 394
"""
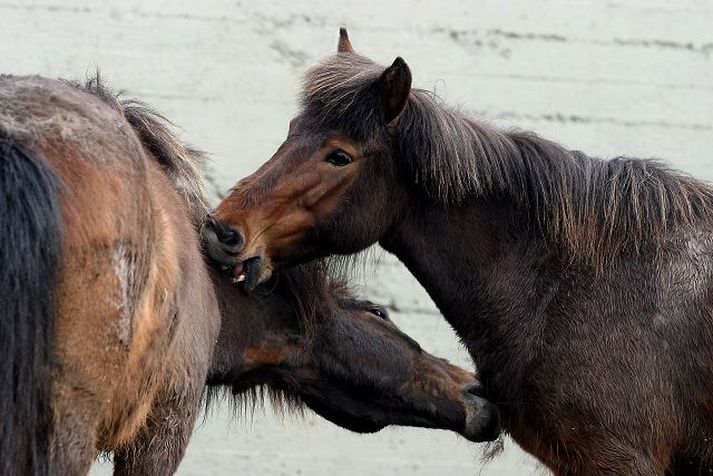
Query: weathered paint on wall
2 1 711 474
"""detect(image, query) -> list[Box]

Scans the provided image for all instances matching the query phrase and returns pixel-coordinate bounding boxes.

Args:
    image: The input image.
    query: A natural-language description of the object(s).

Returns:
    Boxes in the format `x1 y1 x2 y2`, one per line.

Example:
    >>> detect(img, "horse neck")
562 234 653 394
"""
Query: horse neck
205 268 299 384
384 103 582 353
379 190 558 374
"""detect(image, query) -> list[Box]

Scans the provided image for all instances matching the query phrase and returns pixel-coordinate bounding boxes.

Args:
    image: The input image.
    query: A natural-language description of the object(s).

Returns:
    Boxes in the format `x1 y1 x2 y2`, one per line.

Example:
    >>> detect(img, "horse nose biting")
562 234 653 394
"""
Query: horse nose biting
202 214 245 267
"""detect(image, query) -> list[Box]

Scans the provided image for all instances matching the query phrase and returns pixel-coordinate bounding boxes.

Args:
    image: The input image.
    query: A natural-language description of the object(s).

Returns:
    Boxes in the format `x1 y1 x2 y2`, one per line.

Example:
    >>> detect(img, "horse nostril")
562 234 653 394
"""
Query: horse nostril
204 214 244 253
218 228 240 247
217 228 244 254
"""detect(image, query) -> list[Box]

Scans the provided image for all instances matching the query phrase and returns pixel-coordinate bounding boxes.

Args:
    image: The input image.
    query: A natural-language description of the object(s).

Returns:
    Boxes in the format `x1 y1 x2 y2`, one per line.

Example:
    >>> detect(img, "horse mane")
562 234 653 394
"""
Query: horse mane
69 74 208 228
205 260 352 418
283 260 352 336
302 54 713 266
204 381 307 422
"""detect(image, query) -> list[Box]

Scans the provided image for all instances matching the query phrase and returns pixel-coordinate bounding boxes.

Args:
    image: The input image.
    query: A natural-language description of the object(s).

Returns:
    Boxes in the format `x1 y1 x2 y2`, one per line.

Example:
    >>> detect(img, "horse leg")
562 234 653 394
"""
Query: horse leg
112 386 201 476
49 387 100 475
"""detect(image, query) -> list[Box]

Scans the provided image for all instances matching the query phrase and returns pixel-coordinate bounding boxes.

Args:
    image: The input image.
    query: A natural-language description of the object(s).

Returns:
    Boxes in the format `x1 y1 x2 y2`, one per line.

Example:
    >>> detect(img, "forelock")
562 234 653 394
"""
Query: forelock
300 54 385 139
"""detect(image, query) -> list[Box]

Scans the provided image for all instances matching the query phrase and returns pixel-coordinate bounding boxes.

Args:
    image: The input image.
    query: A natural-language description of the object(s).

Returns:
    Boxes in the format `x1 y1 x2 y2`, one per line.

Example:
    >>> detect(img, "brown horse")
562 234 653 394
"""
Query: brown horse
1 74 219 476
0 74 498 475
204 29 713 475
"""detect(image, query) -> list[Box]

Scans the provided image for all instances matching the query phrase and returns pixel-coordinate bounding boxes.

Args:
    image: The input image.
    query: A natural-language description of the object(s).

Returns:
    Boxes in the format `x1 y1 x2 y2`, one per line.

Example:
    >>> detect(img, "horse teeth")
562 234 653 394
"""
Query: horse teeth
232 274 246 283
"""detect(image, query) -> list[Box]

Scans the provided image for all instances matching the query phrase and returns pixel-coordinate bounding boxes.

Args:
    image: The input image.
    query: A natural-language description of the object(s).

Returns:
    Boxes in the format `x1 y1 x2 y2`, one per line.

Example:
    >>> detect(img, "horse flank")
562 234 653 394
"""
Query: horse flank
302 54 713 267
75 76 336 415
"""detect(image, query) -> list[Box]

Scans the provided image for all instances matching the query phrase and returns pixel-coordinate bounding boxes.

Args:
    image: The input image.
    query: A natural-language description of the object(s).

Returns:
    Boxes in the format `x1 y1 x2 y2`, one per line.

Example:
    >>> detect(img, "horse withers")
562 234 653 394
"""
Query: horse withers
204 29 713 474
0 74 498 475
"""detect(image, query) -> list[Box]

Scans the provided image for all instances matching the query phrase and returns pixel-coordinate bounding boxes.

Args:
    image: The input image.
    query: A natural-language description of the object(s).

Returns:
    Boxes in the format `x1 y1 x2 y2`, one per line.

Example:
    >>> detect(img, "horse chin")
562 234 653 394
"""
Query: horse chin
317 413 387 434
336 420 386 434
299 394 388 434
232 255 270 291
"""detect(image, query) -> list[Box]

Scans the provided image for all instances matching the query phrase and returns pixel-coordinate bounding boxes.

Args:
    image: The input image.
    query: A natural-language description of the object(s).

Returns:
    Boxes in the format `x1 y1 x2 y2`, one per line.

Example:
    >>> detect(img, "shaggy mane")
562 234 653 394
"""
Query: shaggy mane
205 261 353 417
302 54 713 266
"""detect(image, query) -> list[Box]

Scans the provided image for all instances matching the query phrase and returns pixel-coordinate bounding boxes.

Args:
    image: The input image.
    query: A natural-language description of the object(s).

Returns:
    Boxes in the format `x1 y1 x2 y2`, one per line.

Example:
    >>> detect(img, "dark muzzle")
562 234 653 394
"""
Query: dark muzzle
201 214 244 269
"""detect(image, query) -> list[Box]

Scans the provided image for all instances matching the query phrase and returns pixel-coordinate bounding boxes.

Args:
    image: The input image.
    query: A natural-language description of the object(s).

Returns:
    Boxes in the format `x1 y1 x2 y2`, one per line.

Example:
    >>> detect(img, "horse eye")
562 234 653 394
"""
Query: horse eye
325 149 353 167
369 307 389 320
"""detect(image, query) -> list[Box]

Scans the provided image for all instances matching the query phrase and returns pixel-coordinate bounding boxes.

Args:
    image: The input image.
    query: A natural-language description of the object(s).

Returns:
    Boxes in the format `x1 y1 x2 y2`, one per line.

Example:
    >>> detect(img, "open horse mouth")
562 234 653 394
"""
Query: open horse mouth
202 214 267 291
230 256 264 290
231 261 246 282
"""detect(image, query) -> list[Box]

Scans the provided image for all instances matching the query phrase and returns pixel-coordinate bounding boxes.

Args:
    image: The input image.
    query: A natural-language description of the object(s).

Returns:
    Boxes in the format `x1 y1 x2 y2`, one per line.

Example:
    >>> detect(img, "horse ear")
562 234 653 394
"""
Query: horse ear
338 27 355 53
378 57 412 128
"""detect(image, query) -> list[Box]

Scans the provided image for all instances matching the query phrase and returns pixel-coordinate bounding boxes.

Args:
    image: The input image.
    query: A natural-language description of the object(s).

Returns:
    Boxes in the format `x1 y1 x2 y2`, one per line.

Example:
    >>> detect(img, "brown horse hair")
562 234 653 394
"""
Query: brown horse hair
301 53 713 269
65 77 328 427
201 264 359 424
67 75 208 228
71 75 334 341
1 73 502 472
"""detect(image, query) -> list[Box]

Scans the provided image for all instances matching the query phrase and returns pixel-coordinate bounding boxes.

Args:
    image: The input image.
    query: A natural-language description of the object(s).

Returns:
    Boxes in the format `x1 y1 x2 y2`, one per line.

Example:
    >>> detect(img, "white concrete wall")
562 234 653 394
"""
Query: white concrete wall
2 1 712 474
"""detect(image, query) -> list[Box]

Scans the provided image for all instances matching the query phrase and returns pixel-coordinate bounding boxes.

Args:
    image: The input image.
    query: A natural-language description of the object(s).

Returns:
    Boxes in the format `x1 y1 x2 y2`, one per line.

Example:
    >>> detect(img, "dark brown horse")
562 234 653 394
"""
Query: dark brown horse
0 74 498 475
207 262 499 446
204 29 713 475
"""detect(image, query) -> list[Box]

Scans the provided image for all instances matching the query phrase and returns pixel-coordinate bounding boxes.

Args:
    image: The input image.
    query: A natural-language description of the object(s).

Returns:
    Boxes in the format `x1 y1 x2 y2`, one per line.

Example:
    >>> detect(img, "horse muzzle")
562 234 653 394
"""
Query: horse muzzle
202 214 244 268
202 215 271 291
462 384 501 442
